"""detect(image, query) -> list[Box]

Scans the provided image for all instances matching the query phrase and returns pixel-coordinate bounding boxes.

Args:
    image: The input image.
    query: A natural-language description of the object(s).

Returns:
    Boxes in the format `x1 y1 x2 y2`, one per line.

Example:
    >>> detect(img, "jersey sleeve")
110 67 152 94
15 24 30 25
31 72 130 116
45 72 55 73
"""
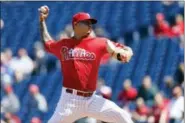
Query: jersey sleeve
101 38 109 55
44 40 62 57
101 38 125 56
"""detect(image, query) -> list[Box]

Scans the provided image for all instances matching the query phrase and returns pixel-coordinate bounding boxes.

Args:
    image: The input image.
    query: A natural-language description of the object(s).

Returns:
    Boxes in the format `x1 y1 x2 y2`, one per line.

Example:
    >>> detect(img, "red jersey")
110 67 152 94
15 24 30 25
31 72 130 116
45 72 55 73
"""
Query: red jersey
152 99 169 123
118 87 138 102
154 21 173 37
44 36 109 91
172 21 184 37
136 105 150 116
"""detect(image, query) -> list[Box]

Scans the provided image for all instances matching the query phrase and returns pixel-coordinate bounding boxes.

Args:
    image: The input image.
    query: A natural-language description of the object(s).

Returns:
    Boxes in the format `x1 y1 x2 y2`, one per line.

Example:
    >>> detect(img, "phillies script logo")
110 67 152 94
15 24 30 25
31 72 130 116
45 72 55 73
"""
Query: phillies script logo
60 46 96 61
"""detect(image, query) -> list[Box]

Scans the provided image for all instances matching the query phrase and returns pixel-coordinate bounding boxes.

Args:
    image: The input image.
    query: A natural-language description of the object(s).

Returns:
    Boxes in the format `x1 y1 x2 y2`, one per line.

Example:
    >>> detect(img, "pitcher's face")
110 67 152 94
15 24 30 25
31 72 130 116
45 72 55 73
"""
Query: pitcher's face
74 20 92 36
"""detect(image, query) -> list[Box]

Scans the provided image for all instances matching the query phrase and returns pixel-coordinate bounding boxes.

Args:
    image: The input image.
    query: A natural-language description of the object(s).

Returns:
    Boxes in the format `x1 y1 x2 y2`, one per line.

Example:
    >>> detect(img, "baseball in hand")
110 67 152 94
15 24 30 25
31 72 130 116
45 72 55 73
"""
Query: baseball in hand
39 5 49 14
113 48 133 62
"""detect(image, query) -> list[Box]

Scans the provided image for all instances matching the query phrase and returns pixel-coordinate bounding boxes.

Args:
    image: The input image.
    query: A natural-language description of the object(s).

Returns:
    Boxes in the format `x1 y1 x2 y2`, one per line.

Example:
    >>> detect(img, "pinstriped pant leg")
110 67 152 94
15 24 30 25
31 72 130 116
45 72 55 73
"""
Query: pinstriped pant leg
87 95 134 123
48 91 86 123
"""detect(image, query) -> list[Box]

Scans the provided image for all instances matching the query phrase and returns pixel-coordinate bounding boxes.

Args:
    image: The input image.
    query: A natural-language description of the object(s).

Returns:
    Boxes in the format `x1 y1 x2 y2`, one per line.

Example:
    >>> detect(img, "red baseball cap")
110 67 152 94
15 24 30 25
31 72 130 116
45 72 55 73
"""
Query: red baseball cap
72 12 97 25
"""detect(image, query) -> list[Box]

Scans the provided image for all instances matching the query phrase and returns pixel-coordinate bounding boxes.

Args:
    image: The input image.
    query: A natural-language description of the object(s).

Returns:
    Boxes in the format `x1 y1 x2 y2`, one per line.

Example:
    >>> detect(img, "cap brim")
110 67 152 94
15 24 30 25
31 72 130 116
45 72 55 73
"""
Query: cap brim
84 18 97 24
89 19 97 24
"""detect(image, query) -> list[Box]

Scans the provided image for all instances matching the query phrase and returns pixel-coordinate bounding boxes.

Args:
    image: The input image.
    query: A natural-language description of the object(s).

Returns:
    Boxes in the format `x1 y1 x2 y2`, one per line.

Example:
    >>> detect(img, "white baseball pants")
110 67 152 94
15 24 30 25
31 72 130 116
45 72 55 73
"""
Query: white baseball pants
48 87 134 123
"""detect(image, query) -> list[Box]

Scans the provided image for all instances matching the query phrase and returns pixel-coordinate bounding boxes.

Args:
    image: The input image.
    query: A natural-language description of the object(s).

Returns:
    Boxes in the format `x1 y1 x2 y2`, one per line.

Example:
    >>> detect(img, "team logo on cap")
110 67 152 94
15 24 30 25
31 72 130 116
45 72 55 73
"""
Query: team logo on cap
60 46 96 61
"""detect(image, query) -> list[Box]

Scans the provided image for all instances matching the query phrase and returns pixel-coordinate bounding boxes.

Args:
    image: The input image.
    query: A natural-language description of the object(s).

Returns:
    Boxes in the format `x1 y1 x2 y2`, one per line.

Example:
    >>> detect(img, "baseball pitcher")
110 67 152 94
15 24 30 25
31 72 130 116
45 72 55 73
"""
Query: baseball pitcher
39 5 134 123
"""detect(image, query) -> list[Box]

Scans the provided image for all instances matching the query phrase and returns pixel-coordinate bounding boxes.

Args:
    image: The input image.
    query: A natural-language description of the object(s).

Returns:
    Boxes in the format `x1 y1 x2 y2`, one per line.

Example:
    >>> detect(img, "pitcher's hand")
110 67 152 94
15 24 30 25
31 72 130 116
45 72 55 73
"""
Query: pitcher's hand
39 5 49 22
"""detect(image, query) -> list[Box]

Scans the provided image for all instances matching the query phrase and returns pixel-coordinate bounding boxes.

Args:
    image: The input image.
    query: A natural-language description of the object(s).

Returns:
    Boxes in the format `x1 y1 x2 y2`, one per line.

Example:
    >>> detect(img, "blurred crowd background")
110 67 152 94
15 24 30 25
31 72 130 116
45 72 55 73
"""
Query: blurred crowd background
0 1 184 123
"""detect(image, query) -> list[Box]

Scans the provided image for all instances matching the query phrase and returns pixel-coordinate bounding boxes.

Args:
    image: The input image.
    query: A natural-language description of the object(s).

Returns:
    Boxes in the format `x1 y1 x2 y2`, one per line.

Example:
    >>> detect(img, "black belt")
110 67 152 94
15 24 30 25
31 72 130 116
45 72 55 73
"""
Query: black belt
66 88 93 97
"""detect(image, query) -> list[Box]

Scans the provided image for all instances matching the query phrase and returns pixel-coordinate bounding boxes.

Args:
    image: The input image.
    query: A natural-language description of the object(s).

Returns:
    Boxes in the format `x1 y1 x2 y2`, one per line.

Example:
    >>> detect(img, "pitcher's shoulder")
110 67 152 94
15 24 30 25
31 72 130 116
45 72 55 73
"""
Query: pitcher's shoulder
91 37 109 48
59 38 72 42
93 37 108 42
58 38 74 44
